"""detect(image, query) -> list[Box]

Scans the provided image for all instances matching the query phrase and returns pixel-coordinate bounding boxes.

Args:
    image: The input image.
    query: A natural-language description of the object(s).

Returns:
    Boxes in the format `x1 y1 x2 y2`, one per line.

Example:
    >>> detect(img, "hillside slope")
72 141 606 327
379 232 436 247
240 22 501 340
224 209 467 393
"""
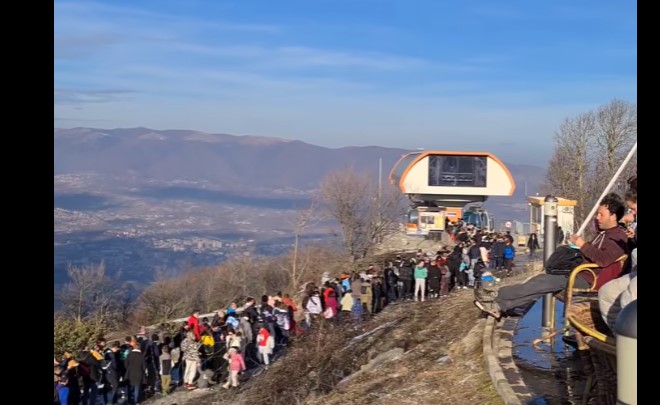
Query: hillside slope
148 286 516 405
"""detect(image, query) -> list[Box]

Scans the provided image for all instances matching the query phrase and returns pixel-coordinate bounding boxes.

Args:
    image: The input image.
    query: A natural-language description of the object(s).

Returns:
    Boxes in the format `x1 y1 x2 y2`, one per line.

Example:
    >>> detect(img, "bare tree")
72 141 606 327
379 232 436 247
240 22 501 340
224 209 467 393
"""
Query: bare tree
595 99 637 177
59 262 112 323
542 145 575 198
198 265 224 313
320 167 404 261
137 276 194 324
320 167 370 261
112 285 137 330
367 183 405 245
543 99 637 229
285 197 319 292
542 111 596 225
228 256 252 299
591 99 638 197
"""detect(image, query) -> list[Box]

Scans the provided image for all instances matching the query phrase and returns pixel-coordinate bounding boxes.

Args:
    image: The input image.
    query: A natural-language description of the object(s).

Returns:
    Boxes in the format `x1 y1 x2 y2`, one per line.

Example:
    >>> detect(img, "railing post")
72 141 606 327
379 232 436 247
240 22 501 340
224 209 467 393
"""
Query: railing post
542 195 558 330
615 299 637 405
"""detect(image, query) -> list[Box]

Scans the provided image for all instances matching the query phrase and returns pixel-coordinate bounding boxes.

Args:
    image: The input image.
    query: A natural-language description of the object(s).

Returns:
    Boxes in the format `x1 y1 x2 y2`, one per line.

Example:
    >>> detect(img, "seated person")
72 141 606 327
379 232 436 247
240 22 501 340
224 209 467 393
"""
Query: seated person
598 177 637 331
474 193 628 319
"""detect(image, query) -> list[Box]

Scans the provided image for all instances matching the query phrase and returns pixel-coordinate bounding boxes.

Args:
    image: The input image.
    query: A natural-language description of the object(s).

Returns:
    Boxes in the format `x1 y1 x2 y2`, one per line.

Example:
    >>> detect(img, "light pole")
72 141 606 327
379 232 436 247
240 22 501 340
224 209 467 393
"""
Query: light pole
528 202 533 236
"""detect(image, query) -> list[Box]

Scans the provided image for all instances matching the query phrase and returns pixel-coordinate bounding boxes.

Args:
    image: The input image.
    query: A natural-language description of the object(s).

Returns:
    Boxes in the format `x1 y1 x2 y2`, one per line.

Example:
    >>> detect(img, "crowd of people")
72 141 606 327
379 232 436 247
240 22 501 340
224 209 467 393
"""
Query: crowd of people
54 220 530 405
57 199 637 405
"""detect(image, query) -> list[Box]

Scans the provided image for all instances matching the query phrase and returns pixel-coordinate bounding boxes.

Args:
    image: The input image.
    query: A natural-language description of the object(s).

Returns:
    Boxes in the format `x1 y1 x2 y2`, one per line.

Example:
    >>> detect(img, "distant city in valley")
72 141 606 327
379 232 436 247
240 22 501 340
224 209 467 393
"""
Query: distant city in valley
54 127 547 296
54 174 335 291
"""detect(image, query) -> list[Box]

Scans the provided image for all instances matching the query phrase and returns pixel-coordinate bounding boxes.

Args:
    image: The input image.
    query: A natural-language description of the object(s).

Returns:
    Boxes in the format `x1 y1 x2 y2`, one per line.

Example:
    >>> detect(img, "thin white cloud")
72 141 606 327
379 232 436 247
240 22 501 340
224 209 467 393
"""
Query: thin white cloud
55 88 136 104
167 43 427 70
55 1 281 35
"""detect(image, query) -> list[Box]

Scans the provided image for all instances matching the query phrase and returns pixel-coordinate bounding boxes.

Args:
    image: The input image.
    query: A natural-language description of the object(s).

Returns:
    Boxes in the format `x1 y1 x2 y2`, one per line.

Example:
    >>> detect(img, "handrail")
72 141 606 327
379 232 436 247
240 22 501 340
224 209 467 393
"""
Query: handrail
532 254 627 350
576 142 637 236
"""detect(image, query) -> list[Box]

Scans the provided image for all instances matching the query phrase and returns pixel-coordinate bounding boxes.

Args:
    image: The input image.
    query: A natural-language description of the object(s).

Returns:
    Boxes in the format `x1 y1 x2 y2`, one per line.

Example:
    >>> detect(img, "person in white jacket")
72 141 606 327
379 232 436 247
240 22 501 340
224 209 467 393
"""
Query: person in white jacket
304 290 323 326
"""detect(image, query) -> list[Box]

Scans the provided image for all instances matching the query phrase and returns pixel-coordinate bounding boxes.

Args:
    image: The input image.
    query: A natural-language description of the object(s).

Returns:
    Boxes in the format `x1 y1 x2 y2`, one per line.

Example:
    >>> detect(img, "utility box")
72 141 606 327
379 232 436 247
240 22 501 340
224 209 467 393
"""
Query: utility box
528 196 577 243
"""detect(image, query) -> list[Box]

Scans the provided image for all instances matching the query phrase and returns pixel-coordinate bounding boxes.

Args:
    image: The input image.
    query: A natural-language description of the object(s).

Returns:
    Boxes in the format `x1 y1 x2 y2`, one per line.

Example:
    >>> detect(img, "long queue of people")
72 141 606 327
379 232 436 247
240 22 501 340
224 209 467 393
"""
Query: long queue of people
53 228 522 405
54 290 323 405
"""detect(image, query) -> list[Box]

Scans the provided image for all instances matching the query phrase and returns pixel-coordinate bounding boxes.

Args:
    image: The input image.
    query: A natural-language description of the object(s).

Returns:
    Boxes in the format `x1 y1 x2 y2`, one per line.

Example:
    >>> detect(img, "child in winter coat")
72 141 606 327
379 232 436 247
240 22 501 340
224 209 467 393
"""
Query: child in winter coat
222 347 246 389
503 240 516 276
256 327 274 368
159 345 172 394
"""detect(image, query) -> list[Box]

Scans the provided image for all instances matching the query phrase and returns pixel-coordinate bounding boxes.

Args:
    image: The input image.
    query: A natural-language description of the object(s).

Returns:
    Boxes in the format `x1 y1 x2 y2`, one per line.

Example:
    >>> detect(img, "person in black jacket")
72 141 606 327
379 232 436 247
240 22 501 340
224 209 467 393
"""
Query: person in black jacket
64 359 81 405
103 341 122 405
490 237 505 270
556 226 565 247
527 233 540 260
124 338 146 405
242 297 260 341
372 277 385 313
426 259 441 298
384 263 399 303
80 348 103 405
447 245 464 291
398 260 414 300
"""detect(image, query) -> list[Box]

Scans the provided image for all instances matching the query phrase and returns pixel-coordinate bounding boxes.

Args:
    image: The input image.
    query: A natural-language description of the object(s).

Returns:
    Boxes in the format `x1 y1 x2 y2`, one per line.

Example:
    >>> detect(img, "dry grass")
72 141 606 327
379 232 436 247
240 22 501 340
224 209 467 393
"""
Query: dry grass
205 291 506 405
172 264 542 405
307 296 502 405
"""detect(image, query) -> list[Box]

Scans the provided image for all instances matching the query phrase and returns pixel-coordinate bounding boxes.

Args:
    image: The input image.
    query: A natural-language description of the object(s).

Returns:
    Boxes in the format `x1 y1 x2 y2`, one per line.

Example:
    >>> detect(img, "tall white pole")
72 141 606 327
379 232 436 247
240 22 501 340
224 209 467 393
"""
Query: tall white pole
378 157 382 201
576 142 637 236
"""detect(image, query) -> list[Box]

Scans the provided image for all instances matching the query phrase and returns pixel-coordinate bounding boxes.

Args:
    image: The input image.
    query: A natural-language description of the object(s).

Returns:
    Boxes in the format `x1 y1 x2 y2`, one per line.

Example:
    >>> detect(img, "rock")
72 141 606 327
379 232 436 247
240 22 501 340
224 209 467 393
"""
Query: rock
436 355 451 365
337 348 405 388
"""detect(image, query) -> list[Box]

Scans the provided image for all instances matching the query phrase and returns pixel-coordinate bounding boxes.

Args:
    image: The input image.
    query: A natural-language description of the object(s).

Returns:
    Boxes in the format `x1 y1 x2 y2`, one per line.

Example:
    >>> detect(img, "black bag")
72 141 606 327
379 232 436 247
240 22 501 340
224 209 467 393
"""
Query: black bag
544 245 586 276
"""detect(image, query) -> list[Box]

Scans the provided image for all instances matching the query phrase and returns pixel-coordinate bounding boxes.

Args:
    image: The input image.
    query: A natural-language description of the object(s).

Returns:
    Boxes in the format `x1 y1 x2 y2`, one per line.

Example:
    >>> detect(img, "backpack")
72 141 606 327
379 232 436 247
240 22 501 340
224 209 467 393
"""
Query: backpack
226 316 239 330
360 284 368 295
341 278 350 292
275 311 290 330
120 346 131 361
78 361 90 378
545 245 586 276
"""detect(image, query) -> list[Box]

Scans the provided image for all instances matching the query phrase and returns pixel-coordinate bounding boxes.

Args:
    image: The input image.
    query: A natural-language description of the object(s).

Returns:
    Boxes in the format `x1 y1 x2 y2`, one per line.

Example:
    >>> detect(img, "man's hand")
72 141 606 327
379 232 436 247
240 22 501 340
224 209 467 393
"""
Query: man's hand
625 227 635 239
569 234 585 248
622 212 635 224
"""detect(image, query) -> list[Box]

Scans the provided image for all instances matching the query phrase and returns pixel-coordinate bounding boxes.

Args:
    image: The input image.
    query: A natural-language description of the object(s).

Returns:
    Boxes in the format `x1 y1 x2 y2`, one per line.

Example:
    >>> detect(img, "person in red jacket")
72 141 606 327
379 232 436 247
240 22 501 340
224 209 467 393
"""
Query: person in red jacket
475 193 628 319
282 293 301 335
187 309 201 341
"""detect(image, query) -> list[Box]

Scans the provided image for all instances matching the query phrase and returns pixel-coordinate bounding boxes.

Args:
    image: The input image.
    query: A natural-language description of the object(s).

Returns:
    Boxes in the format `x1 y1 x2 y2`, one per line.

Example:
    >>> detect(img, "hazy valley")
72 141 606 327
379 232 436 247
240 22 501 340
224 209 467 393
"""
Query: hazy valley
54 127 547 292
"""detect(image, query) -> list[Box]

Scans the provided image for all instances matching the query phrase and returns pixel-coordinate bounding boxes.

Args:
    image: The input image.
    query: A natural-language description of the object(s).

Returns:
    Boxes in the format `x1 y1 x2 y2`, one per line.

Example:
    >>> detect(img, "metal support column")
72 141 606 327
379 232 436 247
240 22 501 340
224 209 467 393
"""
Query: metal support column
542 195 558 331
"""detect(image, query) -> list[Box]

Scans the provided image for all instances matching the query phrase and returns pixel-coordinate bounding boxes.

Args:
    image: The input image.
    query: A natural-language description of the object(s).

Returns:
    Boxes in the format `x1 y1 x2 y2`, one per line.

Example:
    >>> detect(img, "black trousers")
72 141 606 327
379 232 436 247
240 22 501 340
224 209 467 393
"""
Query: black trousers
402 279 412 298
495 273 589 313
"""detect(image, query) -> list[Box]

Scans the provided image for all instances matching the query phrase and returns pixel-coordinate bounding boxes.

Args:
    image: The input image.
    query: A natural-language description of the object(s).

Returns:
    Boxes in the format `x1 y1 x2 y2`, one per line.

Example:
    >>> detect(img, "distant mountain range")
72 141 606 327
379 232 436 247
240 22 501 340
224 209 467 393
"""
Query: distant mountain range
54 127 547 222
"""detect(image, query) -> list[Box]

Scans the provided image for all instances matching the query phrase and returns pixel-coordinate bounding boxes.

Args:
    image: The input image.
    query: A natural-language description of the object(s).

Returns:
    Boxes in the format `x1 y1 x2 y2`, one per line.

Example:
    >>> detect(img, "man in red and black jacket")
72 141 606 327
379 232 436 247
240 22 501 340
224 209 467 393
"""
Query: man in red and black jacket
569 196 629 289
475 193 628 319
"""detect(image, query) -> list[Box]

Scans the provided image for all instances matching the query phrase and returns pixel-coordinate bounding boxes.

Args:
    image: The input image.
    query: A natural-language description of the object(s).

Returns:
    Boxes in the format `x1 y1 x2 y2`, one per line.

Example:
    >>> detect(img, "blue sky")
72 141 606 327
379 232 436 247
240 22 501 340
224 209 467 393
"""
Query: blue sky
54 0 636 166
